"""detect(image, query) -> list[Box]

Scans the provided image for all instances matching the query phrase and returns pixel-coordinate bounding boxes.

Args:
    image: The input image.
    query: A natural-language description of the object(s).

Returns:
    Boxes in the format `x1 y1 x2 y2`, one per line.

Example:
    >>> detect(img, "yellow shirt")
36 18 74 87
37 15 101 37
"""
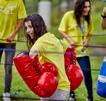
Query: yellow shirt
58 11 93 57
0 0 27 43
31 32 70 91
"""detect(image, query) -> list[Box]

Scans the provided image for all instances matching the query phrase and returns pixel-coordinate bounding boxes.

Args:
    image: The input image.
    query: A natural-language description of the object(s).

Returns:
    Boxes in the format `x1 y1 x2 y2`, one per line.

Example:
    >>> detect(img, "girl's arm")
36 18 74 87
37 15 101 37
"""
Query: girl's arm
83 34 92 47
29 48 37 59
6 19 24 42
59 30 76 48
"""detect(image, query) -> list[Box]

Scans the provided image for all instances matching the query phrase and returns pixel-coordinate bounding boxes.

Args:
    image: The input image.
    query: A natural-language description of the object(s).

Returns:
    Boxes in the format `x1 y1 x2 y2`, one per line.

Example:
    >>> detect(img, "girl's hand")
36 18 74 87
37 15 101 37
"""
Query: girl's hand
6 32 16 42
29 48 37 59
83 40 89 47
6 36 14 42
69 40 76 48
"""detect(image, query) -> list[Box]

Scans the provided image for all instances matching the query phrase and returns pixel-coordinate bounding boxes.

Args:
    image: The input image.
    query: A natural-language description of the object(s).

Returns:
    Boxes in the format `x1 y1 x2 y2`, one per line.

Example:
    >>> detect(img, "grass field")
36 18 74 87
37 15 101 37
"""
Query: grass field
0 48 105 101
0 38 106 101
0 0 106 101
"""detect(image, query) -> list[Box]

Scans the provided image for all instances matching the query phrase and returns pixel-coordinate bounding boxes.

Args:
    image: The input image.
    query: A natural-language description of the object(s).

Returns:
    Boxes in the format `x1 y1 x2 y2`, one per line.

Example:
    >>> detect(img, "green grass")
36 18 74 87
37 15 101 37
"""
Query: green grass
0 42 39 100
0 0 106 101
0 42 105 101
73 56 106 101
0 52 105 101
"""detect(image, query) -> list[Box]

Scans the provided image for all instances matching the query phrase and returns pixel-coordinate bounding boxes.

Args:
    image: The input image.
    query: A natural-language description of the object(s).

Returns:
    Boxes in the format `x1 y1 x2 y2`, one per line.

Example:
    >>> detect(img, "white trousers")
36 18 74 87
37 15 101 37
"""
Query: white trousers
40 89 70 101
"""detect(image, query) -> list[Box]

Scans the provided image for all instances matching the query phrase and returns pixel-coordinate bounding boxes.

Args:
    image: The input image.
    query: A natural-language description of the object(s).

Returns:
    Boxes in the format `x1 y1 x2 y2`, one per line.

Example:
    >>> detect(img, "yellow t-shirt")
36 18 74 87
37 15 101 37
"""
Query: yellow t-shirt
0 0 27 43
31 32 70 91
58 11 93 57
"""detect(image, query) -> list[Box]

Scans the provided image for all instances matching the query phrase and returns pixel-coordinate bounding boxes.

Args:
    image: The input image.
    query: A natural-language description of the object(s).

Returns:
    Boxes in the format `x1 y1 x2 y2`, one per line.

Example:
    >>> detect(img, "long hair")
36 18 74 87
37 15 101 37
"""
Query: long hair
24 14 47 49
74 0 91 27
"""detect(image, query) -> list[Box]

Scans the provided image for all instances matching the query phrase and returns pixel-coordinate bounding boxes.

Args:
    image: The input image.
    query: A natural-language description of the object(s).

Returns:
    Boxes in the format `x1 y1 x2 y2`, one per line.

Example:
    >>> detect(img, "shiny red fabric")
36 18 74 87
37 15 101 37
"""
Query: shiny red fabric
64 48 83 90
41 62 58 76
33 72 58 97
14 52 58 97
64 48 76 69
66 64 83 91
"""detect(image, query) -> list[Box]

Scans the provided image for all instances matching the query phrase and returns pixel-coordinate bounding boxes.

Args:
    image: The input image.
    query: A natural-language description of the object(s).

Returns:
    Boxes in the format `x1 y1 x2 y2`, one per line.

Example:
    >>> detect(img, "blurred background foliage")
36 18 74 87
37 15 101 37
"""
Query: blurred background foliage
0 0 106 101
19 0 106 40
16 1 106 100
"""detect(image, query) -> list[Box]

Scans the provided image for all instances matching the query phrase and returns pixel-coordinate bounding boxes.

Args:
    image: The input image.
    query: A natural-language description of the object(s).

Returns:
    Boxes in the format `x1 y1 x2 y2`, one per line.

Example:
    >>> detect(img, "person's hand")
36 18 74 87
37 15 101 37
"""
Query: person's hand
83 40 89 47
103 7 106 16
69 40 76 48
6 33 15 42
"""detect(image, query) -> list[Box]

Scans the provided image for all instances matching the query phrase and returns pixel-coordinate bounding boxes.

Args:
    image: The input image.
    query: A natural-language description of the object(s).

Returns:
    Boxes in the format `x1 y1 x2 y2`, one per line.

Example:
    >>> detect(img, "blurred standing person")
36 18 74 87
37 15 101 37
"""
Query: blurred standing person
23 13 70 101
0 0 27 101
58 0 93 101
101 7 106 29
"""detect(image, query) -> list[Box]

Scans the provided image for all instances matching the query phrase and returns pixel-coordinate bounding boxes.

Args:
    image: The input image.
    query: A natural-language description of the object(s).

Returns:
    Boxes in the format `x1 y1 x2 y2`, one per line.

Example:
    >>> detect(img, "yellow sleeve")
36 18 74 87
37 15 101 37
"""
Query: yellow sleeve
31 39 43 54
88 16 93 35
17 0 27 19
58 12 69 32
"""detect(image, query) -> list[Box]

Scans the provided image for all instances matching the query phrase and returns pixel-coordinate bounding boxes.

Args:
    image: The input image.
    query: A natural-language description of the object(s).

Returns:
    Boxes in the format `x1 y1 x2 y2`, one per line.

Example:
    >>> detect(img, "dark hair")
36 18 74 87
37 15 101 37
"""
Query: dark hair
74 0 91 27
24 14 47 49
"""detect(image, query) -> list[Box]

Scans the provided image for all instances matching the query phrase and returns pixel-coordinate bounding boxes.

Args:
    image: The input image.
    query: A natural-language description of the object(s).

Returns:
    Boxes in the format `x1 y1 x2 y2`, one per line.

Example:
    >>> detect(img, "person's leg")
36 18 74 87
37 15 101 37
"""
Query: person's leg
40 89 70 101
77 56 93 101
70 90 75 100
4 43 16 93
0 43 4 63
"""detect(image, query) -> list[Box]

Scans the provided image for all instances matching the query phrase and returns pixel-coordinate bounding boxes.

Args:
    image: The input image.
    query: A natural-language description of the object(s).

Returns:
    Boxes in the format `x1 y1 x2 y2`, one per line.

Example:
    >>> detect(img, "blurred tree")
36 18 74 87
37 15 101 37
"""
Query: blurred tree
23 0 25 3
25 0 38 14
66 0 76 10
57 0 76 13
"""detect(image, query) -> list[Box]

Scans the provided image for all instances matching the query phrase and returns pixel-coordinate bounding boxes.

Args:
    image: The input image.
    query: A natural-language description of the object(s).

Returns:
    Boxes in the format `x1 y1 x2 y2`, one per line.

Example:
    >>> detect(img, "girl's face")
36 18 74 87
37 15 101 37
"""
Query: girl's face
24 21 34 39
82 1 90 16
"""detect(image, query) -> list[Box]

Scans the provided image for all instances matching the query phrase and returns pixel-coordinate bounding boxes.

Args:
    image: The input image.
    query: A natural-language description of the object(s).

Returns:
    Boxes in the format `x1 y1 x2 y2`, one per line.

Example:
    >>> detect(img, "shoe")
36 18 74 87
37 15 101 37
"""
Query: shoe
69 91 75 101
3 92 11 101
86 97 93 101
69 97 76 101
